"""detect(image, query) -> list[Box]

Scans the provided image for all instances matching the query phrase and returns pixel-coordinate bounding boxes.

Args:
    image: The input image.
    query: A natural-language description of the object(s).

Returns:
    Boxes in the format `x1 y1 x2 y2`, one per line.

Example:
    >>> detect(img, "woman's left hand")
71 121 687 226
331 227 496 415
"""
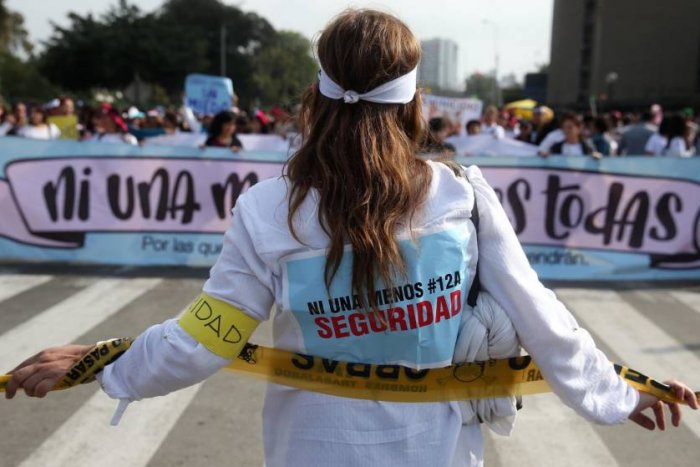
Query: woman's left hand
4 344 91 399
629 380 699 430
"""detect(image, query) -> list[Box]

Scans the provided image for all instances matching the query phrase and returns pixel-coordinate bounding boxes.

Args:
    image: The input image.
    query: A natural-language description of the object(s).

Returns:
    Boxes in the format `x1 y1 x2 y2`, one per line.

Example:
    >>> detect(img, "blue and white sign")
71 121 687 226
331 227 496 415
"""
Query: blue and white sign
283 226 473 367
185 74 234 115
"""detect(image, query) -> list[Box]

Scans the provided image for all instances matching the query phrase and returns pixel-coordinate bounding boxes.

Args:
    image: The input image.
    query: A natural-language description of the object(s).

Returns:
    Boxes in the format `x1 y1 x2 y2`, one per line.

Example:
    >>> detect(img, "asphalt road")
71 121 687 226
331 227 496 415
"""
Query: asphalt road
1 265 699 467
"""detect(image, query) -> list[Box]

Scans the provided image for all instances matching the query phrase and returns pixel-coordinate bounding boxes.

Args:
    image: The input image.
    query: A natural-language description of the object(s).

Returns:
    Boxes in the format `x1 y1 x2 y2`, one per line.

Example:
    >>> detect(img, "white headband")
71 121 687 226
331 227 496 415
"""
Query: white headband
318 67 418 104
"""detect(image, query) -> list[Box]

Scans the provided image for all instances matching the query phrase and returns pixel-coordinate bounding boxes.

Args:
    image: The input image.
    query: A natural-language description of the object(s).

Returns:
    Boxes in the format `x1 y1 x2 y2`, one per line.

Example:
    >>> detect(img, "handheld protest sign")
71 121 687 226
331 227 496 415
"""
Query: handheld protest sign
185 74 234 115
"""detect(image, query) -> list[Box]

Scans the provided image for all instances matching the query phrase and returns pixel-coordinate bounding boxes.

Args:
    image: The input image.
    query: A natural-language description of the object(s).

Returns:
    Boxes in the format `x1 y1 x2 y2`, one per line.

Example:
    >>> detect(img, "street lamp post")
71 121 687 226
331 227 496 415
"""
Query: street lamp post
220 24 227 77
482 19 501 107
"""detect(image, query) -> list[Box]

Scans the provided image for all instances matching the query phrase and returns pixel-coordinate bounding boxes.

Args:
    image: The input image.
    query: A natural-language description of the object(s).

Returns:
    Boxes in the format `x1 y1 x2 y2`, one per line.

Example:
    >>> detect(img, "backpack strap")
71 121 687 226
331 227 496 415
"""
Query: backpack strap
441 161 481 307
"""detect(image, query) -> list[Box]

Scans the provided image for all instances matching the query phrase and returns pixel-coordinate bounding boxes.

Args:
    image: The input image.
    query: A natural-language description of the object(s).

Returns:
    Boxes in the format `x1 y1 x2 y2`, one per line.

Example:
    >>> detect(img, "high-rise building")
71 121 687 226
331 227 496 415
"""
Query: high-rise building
547 0 700 109
419 38 459 92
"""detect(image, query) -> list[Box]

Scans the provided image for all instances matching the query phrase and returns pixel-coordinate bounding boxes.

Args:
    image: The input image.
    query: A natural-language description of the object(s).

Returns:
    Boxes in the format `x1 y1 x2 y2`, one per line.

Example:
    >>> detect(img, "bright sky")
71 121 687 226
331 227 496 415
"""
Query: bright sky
8 0 554 84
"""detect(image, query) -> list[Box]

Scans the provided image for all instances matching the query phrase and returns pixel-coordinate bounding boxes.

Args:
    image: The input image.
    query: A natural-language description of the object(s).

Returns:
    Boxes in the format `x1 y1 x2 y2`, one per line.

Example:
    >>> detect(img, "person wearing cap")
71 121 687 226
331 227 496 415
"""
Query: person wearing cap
89 104 138 146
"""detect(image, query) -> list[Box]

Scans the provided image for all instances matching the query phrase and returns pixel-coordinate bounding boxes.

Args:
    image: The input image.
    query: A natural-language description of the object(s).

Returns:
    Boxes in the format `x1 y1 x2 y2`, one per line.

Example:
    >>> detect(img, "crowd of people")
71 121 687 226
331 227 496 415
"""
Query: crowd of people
429 103 700 158
0 96 297 150
1 94 699 158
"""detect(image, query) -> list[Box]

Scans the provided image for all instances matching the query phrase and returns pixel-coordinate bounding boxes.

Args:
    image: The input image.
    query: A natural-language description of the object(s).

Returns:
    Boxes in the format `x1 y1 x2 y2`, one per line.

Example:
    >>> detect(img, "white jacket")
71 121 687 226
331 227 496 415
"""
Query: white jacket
99 162 638 467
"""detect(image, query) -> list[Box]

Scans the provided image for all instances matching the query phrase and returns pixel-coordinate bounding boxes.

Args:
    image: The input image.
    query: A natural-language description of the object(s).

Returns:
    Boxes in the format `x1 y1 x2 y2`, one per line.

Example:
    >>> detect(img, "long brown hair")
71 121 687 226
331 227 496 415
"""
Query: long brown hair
286 9 432 308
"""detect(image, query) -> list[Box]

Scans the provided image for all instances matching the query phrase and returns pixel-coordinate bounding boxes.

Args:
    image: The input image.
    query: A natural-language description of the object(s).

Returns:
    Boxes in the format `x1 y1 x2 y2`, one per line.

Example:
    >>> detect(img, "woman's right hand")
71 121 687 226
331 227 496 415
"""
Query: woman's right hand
629 380 699 430
4 344 92 399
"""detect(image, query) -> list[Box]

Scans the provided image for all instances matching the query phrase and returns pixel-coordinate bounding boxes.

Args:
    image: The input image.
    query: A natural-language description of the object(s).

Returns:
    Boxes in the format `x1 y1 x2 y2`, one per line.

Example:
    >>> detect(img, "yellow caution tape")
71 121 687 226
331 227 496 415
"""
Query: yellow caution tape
1 338 698 406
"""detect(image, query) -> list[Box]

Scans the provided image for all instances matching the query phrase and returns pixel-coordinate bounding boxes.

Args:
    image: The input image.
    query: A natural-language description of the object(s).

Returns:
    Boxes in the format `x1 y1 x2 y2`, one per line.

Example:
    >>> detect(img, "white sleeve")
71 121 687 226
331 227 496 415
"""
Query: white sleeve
668 137 695 157
182 105 203 134
645 135 661 155
98 319 229 400
466 165 639 424
202 194 276 321
538 131 559 153
98 194 274 401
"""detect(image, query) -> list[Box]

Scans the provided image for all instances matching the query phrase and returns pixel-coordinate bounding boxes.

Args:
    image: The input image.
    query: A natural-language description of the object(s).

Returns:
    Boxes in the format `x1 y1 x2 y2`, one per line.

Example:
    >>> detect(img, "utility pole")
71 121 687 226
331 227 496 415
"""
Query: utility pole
482 19 501 107
220 24 227 77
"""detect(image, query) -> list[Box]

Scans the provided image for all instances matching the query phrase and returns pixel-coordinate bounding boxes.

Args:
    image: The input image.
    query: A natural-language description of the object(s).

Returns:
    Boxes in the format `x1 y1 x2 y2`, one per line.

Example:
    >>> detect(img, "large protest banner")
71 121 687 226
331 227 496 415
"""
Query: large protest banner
0 137 698 281
460 156 700 280
0 138 284 266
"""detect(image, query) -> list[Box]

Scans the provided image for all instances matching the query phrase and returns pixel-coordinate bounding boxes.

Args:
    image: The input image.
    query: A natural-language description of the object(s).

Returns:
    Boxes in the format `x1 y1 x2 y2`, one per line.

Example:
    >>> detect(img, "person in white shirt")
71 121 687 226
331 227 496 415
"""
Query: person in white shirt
5 9 697 467
542 113 599 158
16 106 60 140
661 115 696 157
538 127 564 154
645 117 670 156
4 101 28 136
480 105 506 139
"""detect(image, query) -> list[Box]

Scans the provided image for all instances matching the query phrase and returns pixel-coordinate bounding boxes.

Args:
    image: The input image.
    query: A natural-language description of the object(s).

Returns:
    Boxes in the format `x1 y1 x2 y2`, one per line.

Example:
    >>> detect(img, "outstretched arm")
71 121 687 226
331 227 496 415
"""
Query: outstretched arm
5 193 274 402
466 165 698 428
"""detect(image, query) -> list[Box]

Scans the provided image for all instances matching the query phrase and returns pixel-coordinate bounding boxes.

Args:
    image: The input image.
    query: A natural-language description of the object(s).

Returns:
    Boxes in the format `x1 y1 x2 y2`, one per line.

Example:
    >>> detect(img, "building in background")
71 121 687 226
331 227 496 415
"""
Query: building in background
419 38 459 92
524 73 548 104
547 0 700 110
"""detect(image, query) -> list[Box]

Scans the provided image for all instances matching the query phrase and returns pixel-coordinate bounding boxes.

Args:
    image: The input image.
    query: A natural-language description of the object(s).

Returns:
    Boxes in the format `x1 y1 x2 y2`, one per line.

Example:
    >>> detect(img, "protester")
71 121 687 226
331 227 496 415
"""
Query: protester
516 119 534 143
162 110 181 135
498 110 519 138
56 96 76 116
546 113 599 157
530 105 555 145
464 119 480 136
16 106 61 140
5 102 28 136
205 110 243 150
537 115 564 155
234 114 251 134
589 116 617 156
619 111 656 155
424 116 456 154
6 10 696 467
662 115 696 157
645 117 670 156
480 105 505 138
250 110 271 134
0 104 12 136
88 105 138 145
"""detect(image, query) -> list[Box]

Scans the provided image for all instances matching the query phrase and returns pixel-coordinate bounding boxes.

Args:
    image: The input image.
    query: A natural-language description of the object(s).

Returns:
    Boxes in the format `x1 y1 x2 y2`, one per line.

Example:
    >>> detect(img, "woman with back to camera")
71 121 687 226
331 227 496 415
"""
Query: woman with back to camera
5 9 697 467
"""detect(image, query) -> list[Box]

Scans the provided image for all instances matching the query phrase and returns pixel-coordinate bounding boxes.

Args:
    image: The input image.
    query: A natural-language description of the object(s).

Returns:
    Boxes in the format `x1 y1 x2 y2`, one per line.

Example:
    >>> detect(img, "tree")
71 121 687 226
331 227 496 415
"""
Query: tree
159 0 277 103
38 1 209 95
465 72 499 106
0 0 32 55
252 30 316 106
0 51 58 101
36 0 318 106
0 1 56 102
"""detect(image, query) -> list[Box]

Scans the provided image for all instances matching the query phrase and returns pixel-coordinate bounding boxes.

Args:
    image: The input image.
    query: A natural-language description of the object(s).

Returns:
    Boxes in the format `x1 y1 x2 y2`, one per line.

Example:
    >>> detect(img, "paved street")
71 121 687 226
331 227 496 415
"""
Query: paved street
1 266 699 466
